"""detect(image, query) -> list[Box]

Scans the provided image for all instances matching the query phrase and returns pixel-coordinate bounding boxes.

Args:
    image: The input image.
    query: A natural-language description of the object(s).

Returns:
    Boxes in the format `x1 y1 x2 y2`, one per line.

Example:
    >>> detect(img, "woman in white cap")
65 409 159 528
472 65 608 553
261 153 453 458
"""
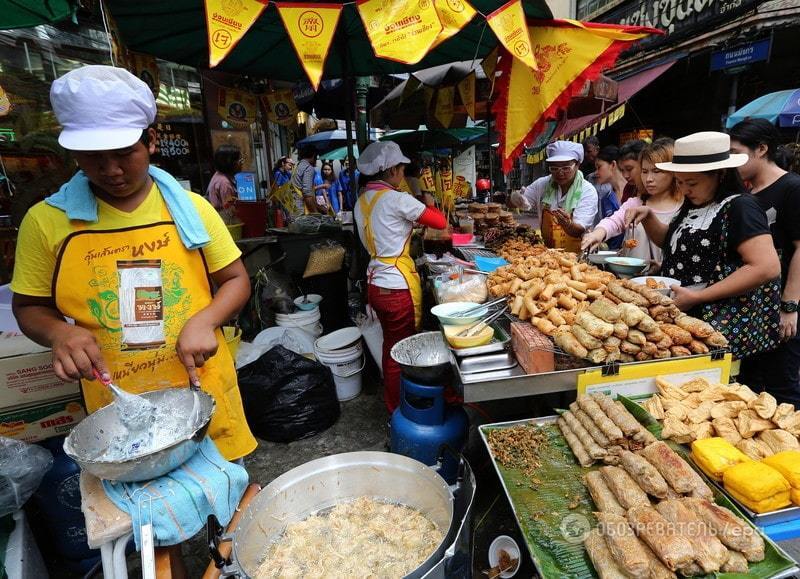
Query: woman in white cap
510 140 598 251
627 131 782 361
354 141 447 413
10 66 257 463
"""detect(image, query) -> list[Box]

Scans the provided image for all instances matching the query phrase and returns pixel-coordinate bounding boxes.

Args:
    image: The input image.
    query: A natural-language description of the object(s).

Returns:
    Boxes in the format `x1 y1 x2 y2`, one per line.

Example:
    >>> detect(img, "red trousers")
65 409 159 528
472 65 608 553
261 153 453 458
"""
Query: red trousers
368 284 416 413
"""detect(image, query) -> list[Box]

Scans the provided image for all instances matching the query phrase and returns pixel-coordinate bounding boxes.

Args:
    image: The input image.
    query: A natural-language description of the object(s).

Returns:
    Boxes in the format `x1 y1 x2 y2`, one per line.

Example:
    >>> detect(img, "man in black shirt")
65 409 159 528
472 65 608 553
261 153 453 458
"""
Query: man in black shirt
731 119 800 405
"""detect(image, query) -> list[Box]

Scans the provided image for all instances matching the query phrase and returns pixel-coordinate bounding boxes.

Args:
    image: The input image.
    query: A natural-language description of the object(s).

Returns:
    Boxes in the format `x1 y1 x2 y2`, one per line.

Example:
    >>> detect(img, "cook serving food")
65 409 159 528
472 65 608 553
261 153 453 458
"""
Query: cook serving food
509 140 598 252
10 66 257 462
354 141 447 413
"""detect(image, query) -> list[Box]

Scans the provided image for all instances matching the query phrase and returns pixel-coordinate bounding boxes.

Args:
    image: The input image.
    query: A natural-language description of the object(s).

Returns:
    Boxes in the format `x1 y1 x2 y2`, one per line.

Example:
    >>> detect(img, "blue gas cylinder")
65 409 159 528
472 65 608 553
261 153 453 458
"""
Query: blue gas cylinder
390 378 468 483
33 436 99 569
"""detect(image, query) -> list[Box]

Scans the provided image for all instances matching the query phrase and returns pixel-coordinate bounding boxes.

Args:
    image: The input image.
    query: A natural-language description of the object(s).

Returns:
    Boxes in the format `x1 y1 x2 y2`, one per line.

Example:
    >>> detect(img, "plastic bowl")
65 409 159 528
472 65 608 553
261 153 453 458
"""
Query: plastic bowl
431 302 488 325
294 294 322 311
474 255 509 272
587 250 619 265
443 324 494 349
451 233 474 246
488 535 521 578
630 276 682 296
605 257 648 277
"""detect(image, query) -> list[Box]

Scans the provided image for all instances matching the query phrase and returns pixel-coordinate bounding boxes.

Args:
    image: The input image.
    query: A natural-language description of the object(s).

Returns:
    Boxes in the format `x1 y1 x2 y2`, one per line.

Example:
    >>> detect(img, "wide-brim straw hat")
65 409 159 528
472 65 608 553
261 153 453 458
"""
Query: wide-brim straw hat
655 131 748 172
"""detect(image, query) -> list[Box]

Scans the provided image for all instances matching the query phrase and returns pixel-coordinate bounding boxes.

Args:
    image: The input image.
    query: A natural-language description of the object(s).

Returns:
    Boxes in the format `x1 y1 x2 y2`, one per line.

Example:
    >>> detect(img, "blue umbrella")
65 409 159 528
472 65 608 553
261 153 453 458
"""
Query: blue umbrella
726 89 800 128
296 129 380 151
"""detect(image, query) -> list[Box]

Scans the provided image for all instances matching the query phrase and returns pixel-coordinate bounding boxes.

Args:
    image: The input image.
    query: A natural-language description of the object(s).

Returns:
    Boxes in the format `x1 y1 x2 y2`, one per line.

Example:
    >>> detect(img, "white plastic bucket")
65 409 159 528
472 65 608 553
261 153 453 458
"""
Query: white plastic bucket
314 327 362 353
275 307 323 339
314 335 364 401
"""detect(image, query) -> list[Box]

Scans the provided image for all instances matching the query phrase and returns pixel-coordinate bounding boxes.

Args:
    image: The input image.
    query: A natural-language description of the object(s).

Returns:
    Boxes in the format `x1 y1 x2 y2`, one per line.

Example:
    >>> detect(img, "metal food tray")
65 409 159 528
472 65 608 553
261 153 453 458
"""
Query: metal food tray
479 416 800 579
447 323 511 357
455 247 498 262
459 352 517 374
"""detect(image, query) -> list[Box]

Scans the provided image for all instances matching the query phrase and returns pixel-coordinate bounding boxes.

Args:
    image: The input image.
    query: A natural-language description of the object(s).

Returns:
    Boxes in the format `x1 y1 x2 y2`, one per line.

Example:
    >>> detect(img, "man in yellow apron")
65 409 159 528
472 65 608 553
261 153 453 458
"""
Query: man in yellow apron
510 140 598 252
354 142 447 413
10 66 257 463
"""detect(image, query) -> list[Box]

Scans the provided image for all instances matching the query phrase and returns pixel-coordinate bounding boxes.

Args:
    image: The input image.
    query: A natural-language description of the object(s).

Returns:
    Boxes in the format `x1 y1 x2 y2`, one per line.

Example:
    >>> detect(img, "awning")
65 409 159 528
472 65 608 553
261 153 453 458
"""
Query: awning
526 59 677 163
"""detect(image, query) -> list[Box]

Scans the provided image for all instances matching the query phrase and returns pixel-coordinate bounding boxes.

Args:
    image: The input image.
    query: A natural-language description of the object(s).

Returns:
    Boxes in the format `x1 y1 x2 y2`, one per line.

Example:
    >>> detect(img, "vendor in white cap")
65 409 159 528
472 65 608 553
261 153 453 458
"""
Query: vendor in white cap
510 140 598 252
10 66 257 463
354 141 447 413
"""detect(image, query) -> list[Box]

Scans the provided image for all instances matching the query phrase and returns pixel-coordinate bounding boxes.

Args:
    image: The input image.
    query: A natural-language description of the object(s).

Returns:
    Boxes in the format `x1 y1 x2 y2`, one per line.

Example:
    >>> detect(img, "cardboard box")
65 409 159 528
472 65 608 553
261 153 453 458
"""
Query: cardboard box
510 322 555 375
0 396 86 443
0 333 79 409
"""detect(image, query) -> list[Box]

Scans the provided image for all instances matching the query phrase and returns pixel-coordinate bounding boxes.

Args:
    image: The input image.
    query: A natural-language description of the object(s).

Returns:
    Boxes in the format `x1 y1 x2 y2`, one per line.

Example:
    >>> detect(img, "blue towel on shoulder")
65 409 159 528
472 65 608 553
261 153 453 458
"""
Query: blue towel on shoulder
102 437 248 549
46 165 210 249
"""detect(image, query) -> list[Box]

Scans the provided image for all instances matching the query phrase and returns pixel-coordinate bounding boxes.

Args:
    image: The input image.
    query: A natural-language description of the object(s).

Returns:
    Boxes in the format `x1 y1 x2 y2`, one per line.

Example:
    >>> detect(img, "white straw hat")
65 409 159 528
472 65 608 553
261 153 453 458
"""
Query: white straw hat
655 131 748 172
50 65 157 151
357 141 410 175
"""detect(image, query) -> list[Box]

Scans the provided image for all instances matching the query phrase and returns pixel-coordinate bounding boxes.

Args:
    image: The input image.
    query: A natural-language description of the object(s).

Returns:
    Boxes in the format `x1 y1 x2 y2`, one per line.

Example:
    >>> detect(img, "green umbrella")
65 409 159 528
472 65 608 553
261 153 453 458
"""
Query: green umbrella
380 127 486 150
106 0 551 80
0 0 75 30
321 145 359 160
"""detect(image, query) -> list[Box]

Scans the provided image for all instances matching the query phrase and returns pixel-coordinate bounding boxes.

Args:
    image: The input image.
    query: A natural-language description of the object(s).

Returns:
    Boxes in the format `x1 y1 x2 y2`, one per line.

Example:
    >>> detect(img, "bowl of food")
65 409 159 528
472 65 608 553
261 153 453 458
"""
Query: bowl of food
630 276 682 296
586 250 619 265
605 257 648 277
488 535 521 578
431 302 488 326
443 324 494 349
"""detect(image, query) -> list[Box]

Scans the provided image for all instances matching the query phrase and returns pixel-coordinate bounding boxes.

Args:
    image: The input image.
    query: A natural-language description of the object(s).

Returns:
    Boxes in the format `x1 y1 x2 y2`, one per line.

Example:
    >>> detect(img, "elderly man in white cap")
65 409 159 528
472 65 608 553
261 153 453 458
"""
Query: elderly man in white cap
354 141 447 413
10 66 257 465
510 140 598 251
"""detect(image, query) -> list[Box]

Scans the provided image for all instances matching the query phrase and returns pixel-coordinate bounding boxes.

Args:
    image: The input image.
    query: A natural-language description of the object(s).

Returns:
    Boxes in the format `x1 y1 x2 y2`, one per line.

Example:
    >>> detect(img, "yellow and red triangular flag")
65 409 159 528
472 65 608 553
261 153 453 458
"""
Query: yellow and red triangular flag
481 45 499 80
486 0 537 71
434 86 455 128
457 72 476 120
204 0 267 67
431 0 477 49
357 0 443 64
276 3 342 91
494 19 661 172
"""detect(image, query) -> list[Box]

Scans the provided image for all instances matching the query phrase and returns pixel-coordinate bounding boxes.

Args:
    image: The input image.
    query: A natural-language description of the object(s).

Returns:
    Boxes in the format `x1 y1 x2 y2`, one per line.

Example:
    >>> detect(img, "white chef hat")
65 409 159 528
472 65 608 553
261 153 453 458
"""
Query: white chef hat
545 140 584 164
50 65 157 151
357 141 411 175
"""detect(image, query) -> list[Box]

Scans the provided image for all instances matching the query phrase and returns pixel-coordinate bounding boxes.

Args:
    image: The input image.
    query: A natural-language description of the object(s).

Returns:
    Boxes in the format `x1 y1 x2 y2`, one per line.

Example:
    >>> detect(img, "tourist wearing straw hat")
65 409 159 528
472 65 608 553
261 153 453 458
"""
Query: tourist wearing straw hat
626 131 782 362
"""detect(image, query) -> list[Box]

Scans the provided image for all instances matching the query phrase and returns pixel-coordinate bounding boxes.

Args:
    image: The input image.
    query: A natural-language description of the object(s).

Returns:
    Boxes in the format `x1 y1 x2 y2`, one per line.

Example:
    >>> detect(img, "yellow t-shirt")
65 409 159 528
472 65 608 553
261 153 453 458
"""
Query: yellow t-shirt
11 183 241 298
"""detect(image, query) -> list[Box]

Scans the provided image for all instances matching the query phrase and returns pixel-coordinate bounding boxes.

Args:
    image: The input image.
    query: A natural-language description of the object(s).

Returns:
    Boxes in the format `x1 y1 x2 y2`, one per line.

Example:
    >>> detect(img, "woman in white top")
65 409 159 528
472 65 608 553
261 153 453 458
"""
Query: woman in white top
354 142 446 413
582 139 683 272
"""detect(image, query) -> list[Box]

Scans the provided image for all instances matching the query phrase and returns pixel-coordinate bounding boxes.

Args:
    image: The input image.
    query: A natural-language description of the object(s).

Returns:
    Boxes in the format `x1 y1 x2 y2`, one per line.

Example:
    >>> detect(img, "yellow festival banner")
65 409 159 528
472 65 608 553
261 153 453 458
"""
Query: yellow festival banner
457 72 476 120
262 89 299 126
276 3 342 90
481 45 499 80
486 0 537 71
217 88 257 128
205 0 267 68
127 52 160 98
494 19 660 172
401 74 421 104
420 166 435 192
431 0 476 49
357 0 443 64
434 86 455 128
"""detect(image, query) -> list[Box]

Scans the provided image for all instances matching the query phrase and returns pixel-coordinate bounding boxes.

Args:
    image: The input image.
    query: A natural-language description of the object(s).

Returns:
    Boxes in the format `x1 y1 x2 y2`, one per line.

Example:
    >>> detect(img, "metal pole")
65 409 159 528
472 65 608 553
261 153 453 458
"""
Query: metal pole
486 97 492 201
727 73 739 118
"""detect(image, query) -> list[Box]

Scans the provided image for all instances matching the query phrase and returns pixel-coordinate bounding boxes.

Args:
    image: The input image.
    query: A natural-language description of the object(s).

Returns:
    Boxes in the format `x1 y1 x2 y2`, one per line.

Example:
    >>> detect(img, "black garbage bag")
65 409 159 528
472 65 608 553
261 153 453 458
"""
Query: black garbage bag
237 345 340 442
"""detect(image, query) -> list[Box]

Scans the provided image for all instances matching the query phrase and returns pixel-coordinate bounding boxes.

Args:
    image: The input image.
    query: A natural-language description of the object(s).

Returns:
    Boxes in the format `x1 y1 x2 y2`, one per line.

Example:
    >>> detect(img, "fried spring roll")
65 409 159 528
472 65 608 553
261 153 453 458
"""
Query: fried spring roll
655 499 728 574
681 498 765 562
563 411 607 460
640 541 678 579
721 551 749 573
627 506 695 571
595 512 651 578
585 470 625 516
570 402 611 447
557 417 593 467
577 395 625 444
584 528 630 579
600 465 651 510
618 450 670 499
591 393 640 437
639 441 702 495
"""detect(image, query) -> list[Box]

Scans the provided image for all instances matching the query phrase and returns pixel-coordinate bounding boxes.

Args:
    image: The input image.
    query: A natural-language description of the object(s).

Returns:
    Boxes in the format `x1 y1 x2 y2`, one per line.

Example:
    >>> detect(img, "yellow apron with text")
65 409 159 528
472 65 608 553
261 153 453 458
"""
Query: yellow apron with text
359 188 422 329
541 207 582 253
52 212 257 460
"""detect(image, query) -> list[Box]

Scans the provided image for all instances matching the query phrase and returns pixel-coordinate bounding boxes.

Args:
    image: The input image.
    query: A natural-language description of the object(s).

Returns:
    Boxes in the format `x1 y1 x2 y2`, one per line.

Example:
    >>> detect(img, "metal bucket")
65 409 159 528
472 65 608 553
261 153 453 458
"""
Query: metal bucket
209 450 476 578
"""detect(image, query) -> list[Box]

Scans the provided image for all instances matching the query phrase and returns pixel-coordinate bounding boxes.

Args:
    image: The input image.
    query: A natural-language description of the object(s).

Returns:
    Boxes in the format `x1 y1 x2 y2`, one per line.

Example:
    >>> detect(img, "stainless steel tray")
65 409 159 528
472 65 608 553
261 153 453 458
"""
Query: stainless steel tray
459 352 517 374
448 323 511 357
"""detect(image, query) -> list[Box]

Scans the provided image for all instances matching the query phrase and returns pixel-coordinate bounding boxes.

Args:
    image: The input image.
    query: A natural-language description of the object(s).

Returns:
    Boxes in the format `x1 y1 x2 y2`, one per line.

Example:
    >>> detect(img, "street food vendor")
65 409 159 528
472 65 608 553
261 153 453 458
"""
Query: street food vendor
510 140 598 252
354 141 447 413
9 66 257 462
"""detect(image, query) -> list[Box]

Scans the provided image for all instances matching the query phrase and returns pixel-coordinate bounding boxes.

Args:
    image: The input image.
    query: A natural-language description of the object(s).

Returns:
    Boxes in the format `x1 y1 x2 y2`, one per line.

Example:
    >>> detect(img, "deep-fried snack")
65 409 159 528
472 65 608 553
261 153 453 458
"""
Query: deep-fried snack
637 314 659 333
585 471 626 516
584 528 630 579
557 417 593 467
618 303 645 327
670 345 692 357
577 395 625 443
655 499 728 574
674 315 715 338
589 297 622 323
626 329 647 346
712 417 742 446
586 348 609 364
710 401 747 420
736 409 776 438
627 505 695 571
618 450 670 498
572 324 603 350
620 340 641 355
706 331 728 347
624 280 666 306
554 331 589 359
721 551 749 573
688 340 710 354
603 336 622 353
591 394 639 437
758 429 800 454
595 512 651 577
570 402 611 447
607 281 649 307
661 417 696 444
643 396 665 420
563 411 607 460
737 438 772 460
639 442 710 497
660 324 692 345
575 311 615 339
749 391 778 420
640 541 678 579
600 466 651 509
681 498 765 562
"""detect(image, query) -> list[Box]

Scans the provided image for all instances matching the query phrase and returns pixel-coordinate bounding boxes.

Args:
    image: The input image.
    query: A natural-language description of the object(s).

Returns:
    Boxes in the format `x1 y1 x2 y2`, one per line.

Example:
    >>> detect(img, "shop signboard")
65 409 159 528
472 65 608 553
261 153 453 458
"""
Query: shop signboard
597 0 760 49
156 123 192 160
710 38 771 71
234 172 257 201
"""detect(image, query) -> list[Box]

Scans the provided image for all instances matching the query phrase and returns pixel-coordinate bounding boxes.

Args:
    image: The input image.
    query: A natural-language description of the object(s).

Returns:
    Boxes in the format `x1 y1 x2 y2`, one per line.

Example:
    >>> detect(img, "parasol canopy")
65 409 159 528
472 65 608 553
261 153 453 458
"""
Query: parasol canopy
0 0 75 30
726 89 800 129
380 127 487 150
105 0 551 80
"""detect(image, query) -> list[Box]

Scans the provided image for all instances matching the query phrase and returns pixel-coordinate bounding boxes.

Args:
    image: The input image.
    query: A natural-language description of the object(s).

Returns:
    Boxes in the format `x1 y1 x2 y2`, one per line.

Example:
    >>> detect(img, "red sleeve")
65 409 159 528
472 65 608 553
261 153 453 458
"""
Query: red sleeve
417 206 447 229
